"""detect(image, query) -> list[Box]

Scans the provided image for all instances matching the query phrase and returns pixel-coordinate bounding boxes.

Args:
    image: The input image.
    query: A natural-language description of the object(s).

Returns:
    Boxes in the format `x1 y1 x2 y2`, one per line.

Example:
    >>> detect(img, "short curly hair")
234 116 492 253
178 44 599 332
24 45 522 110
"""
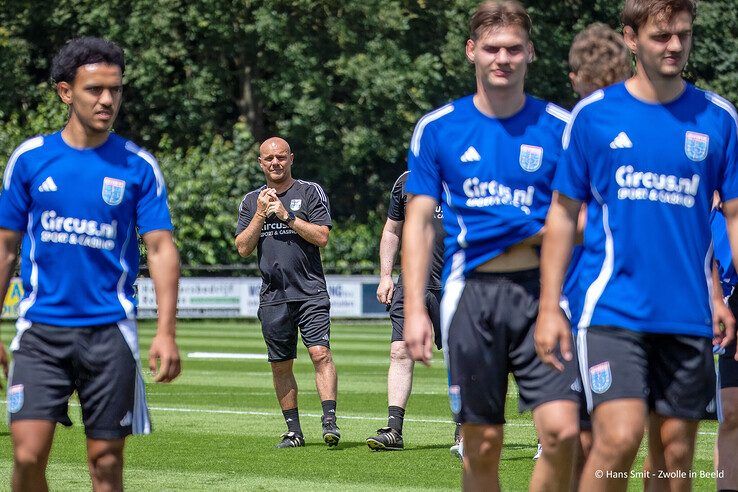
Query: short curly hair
569 23 632 90
51 37 125 84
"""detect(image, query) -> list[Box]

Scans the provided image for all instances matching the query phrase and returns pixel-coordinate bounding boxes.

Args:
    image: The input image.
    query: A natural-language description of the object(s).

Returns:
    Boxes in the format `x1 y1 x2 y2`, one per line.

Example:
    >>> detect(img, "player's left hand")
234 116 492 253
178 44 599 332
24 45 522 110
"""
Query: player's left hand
265 192 288 221
0 343 8 389
149 334 182 383
712 295 736 359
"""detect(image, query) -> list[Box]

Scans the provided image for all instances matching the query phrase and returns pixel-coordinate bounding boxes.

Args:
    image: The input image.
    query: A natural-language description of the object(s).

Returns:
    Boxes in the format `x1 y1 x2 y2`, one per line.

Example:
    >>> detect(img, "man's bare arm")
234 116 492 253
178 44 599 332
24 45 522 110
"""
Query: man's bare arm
720 198 738 359
377 218 403 304
0 228 21 387
535 193 581 371
143 230 181 383
235 189 271 257
401 195 437 364
289 220 330 247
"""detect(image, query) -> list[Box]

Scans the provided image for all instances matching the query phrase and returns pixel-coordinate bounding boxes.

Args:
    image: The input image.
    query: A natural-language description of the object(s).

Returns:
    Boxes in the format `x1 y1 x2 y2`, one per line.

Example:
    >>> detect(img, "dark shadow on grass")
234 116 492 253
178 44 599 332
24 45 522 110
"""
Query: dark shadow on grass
0 431 10 437
403 444 457 451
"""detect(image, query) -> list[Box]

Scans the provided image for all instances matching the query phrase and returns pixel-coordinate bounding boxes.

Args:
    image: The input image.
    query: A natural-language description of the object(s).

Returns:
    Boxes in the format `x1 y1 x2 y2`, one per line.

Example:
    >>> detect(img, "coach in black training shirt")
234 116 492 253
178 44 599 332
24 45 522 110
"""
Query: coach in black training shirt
235 137 339 449
366 170 450 452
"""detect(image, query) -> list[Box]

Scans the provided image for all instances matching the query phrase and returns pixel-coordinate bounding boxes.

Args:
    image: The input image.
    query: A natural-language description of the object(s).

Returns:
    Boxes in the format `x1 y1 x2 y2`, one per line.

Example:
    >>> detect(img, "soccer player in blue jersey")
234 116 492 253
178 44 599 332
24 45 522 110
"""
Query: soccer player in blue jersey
710 207 738 491
402 2 580 490
0 38 181 491
535 0 738 489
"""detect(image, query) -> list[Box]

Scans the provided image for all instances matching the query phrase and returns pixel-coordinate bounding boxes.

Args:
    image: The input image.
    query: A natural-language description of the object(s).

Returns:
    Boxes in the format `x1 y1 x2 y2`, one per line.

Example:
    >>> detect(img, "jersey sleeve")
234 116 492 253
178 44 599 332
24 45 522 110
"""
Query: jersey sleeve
552 113 591 202
406 121 442 200
719 109 738 202
0 147 33 231
387 173 407 221
235 193 255 237
306 183 332 228
136 155 173 235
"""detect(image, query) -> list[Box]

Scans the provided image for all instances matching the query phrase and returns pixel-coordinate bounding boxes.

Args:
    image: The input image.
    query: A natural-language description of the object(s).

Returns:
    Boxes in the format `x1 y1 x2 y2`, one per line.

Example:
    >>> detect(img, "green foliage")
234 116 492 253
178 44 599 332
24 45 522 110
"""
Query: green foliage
0 0 735 271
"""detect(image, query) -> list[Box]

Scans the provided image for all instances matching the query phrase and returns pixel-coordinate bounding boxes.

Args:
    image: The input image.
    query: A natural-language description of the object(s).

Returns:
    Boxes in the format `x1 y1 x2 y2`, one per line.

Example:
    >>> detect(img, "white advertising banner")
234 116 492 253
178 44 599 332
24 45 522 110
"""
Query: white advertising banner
135 276 372 319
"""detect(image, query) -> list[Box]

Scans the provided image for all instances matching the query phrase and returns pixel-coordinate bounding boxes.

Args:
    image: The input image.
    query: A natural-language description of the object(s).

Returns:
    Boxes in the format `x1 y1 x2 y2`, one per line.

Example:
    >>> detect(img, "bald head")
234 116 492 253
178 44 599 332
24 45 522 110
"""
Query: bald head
260 137 291 155
258 136 294 185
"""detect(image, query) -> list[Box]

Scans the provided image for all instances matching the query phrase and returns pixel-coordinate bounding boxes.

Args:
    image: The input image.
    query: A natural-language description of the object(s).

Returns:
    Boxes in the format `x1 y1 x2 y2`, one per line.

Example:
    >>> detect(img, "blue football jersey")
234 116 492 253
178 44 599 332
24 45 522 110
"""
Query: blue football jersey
554 82 738 338
406 94 569 283
0 131 173 326
710 208 738 296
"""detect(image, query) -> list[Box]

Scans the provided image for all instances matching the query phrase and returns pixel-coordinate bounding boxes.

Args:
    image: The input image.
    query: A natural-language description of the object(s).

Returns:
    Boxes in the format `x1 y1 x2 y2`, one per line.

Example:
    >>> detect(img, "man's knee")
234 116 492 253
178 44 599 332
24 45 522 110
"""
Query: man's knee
596 424 644 458
308 346 333 366
464 425 503 467
14 448 47 472
271 359 294 377
661 438 694 468
88 444 124 484
538 419 579 453
389 342 411 364
721 394 738 431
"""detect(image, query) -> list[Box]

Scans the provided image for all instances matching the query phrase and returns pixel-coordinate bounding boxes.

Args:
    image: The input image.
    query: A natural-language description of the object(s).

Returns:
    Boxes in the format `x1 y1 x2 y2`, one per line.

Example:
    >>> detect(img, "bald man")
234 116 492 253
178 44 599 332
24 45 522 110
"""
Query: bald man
235 137 339 448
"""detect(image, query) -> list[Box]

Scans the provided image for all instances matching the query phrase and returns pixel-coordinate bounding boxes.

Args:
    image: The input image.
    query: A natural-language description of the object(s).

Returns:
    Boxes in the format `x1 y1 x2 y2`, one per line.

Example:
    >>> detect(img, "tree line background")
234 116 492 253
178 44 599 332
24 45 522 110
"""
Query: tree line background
0 0 736 274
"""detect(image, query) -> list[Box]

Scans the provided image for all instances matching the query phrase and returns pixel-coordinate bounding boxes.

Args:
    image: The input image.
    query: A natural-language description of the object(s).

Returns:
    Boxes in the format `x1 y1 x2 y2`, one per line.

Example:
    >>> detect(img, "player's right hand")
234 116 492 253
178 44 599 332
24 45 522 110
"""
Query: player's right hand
376 276 395 304
149 334 182 383
404 311 433 366
257 189 273 216
0 343 8 389
534 308 573 372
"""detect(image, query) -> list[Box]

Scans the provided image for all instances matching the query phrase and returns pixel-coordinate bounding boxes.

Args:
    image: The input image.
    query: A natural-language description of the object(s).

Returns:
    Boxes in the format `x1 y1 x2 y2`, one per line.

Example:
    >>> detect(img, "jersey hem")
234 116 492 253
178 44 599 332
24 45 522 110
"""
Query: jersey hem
586 319 712 338
22 313 132 328
259 293 329 306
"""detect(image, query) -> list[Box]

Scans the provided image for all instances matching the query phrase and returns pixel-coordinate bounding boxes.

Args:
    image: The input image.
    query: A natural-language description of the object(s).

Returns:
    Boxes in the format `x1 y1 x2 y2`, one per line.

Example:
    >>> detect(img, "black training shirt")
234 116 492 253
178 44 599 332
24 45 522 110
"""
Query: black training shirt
388 171 444 290
236 180 331 305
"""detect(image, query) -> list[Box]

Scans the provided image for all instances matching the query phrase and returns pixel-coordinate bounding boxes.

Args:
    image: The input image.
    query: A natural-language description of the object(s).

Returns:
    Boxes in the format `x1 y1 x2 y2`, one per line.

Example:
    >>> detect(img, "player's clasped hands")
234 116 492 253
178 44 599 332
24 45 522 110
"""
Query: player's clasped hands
257 188 288 221
534 308 574 372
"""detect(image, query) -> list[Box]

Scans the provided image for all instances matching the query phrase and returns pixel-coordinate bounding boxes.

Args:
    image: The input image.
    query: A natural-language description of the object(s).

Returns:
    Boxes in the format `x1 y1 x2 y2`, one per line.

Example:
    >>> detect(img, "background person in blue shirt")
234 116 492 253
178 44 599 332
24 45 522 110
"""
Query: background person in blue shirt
402 2 579 490
0 38 181 491
536 0 737 490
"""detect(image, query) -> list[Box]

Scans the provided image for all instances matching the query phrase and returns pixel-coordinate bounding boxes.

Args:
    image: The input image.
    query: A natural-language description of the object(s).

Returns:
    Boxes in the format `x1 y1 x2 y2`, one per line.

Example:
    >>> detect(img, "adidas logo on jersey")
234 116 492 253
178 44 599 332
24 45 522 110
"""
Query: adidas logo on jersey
609 132 633 149
38 177 58 192
460 146 481 162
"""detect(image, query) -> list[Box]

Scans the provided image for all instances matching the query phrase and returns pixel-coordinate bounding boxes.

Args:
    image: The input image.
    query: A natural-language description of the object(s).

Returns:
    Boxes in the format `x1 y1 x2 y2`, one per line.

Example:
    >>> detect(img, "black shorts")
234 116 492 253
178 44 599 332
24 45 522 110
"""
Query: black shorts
444 270 579 425
719 292 738 389
389 284 442 349
8 319 150 439
577 325 717 420
258 296 331 362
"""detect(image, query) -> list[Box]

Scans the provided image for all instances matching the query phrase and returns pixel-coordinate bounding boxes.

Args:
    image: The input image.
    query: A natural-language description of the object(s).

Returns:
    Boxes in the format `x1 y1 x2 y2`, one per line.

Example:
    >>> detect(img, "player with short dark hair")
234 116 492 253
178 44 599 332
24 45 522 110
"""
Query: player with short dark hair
365 170 450 451
535 0 738 489
235 137 339 448
709 208 738 491
1 37 181 491
403 2 580 490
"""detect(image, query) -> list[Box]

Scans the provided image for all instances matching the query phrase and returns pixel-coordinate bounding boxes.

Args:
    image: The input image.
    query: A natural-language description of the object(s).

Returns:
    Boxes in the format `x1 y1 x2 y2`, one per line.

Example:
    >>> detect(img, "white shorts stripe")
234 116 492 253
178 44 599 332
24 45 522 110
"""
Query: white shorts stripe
577 327 594 413
440 251 466 367
117 319 152 435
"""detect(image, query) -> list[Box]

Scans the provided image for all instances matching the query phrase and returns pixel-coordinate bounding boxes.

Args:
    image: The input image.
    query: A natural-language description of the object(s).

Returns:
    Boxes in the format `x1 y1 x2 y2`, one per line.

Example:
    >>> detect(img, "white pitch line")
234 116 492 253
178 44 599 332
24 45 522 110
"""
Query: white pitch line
0 400 720 435
187 352 267 360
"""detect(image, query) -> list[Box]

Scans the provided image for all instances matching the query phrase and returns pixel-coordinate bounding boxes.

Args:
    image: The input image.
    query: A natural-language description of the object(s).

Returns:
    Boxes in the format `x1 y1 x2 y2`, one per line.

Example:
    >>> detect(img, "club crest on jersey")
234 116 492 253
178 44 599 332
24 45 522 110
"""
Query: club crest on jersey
684 131 709 162
289 199 302 211
8 384 24 413
102 177 126 206
589 362 612 394
519 145 543 172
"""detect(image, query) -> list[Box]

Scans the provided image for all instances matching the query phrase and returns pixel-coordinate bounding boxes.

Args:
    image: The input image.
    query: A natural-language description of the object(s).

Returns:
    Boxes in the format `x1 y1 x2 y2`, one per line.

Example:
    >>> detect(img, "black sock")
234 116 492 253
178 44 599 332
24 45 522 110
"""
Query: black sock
282 408 301 434
388 406 405 433
321 400 337 421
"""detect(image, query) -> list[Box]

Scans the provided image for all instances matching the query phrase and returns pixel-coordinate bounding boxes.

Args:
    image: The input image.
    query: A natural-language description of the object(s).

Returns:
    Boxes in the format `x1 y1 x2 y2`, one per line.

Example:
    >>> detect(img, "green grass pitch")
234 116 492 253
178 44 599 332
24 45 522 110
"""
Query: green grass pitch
0 320 721 490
